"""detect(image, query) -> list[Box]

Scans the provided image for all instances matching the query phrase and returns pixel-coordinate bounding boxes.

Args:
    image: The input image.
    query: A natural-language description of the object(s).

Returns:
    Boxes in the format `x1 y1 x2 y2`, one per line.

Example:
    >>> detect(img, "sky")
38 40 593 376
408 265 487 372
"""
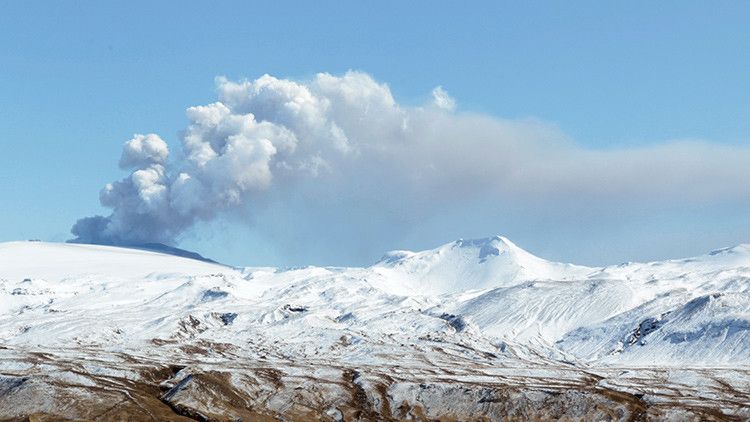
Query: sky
1 1 750 267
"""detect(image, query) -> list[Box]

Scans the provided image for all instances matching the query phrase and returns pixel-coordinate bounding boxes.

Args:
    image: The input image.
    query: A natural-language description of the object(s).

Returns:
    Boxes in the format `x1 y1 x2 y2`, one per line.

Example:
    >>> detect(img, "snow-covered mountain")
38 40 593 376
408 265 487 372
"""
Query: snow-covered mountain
2 237 750 420
371 236 594 295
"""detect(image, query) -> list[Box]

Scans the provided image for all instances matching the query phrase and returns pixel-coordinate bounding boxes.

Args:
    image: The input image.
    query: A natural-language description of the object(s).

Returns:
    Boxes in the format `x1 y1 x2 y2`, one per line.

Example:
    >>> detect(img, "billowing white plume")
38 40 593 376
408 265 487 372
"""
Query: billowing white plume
71 71 750 250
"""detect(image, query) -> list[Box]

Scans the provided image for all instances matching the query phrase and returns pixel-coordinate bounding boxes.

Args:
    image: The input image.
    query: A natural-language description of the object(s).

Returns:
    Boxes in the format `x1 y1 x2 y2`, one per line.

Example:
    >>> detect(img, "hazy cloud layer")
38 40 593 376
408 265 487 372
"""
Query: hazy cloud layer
71 71 750 253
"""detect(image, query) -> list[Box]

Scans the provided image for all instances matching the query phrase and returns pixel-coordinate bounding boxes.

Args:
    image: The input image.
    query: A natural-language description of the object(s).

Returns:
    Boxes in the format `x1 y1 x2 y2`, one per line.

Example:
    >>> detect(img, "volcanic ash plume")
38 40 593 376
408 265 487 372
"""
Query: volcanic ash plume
71 71 750 250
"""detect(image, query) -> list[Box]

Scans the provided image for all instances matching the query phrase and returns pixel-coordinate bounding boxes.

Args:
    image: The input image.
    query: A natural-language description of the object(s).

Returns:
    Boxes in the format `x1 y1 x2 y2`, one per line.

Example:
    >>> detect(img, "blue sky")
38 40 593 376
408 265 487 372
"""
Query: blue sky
2 1 750 266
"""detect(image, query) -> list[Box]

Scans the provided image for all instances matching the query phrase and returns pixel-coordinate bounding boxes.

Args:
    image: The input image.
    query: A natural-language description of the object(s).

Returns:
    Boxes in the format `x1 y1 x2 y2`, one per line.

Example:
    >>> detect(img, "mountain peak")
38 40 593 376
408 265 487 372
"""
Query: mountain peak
379 235 521 266
373 235 593 295
707 243 750 257
453 236 517 262
455 234 512 245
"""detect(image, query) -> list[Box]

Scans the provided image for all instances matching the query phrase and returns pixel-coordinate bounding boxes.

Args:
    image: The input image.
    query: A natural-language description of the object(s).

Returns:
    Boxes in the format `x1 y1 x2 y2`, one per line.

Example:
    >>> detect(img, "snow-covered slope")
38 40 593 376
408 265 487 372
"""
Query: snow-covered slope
2 237 750 419
2 237 750 366
0 241 223 281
